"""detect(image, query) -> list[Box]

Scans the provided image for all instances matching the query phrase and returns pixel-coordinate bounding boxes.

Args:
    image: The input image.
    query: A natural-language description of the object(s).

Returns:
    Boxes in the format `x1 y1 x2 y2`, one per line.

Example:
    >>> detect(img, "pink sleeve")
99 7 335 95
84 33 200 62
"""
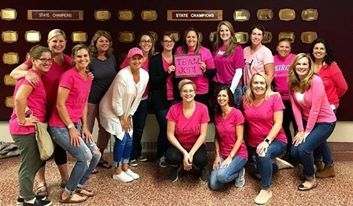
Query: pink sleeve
290 93 304 132
202 48 215 68
200 104 210 123
233 46 245 69
166 104 177 122
234 109 245 125
120 57 129 69
272 93 285 112
263 47 274 65
24 59 32 66
331 63 348 98
59 72 73 90
305 76 325 133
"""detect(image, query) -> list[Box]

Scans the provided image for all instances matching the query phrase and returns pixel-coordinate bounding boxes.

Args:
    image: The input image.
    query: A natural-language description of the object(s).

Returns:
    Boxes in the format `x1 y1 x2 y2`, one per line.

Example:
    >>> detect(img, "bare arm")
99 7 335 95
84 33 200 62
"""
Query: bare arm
10 63 30 80
264 63 274 84
15 84 37 125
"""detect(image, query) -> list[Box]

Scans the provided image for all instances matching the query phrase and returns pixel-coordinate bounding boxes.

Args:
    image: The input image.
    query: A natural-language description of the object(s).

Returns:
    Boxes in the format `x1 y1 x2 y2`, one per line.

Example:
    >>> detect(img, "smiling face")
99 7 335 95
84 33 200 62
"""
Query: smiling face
217 89 229 107
219 24 231 43
129 55 143 70
180 83 196 103
251 74 267 97
139 35 153 54
96 36 110 53
185 30 198 49
295 57 310 80
48 35 66 55
162 35 175 52
33 52 52 73
74 48 90 70
276 40 291 58
250 28 263 46
312 42 326 61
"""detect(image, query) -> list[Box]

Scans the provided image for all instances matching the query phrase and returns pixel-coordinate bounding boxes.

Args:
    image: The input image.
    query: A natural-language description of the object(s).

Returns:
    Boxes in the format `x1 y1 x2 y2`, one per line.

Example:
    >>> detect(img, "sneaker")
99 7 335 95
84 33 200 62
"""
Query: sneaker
17 196 49 206
275 157 294 170
129 159 138 167
137 156 148 162
316 164 335 178
23 197 52 206
234 168 245 188
158 156 168 168
125 169 140 180
112 171 134 182
168 166 182 182
199 167 210 182
254 189 272 205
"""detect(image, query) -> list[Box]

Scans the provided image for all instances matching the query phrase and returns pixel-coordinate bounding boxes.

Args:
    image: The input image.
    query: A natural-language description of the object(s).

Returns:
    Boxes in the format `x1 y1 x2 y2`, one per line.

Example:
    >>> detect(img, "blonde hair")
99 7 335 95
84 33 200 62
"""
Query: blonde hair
178 79 196 91
288 53 314 93
243 72 273 107
47 29 66 42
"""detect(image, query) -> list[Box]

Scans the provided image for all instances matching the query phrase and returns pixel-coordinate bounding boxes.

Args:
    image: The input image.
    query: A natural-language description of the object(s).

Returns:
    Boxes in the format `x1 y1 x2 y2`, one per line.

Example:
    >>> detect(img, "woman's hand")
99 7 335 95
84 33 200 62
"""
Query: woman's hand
256 141 269 156
220 156 232 169
120 116 131 132
69 128 81 147
183 152 192 171
167 65 176 74
82 126 93 144
25 71 40 86
199 61 206 72
19 116 38 126
88 71 95 80
213 155 221 170
293 131 309 146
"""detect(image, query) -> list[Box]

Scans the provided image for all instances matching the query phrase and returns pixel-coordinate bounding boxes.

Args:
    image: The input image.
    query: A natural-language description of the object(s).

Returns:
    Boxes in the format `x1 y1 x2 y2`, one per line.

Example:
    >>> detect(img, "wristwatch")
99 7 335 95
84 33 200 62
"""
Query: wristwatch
67 123 75 129
264 138 271 144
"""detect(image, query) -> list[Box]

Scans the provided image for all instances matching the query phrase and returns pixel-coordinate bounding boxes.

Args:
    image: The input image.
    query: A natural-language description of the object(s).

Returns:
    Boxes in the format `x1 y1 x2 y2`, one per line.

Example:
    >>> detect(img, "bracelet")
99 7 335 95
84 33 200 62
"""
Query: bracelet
67 123 75 129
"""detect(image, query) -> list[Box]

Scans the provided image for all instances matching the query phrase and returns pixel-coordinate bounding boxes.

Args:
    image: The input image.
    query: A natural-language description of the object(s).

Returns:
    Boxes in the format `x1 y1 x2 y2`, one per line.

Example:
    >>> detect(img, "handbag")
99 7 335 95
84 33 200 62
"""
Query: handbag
35 122 54 161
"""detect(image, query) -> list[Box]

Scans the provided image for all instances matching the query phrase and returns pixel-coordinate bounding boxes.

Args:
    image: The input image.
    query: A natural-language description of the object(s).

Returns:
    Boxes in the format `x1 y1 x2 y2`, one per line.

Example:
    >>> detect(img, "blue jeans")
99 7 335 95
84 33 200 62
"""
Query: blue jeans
130 99 148 160
50 124 101 193
291 122 336 179
233 84 243 109
253 140 286 189
209 156 247 190
114 133 133 166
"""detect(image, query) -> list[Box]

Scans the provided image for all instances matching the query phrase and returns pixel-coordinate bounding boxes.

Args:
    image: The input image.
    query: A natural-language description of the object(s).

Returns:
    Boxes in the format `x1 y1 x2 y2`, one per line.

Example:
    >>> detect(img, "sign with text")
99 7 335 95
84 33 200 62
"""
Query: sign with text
174 54 203 78
27 10 84 21
167 10 222 21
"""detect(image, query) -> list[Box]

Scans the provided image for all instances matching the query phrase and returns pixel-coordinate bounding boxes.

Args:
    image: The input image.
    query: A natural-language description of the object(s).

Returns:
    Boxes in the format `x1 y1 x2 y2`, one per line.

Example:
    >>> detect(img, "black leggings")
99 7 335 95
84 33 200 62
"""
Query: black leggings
166 144 208 169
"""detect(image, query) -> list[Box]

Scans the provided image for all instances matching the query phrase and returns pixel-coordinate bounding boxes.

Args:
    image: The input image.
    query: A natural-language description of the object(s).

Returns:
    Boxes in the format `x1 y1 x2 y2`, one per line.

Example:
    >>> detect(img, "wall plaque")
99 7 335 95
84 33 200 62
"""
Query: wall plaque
278 32 295 43
4 75 16 86
3 52 19 65
301 32 318 44
118 10 134 21
141 10 158 21
235 32 249 44
71 32 87 42
262 31 272 44
169 31 180 42
5 96 14 108
1 31 18 43
118 31 135 43
257 9 273 21
167 10 223 21
94 10 111 21
1 8 17 20
27 10 84 21
209 31 217 43
25 30 41 43
233 9 250 22
301 9 318 21
279 9 296 21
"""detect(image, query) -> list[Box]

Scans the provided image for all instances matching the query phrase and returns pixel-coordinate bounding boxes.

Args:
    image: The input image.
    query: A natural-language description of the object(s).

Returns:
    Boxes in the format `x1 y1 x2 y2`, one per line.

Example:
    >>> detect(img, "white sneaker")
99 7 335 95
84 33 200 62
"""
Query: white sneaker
112 171 134 182
235 168 245 188
125 169 140 180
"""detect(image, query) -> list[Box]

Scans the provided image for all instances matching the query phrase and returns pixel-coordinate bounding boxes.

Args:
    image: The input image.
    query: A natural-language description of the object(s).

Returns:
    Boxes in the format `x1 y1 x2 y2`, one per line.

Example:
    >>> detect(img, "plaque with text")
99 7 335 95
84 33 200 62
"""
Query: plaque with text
27 10 84 21
71 32 87 42
233 9 250 22
5 96 14 108
25 30 41 43
174 54 203 78
3 52 19 65
262 31 272 44
1 8 17 20
279 9 296 21
167 10 222 21
4 75 16 86
2 31 18 43
235 32 249 44
301 32 318 44
301 9 318 21
118 31 135 43
257 9 273 21
209 31 217 43
278 32 295 43
118 10 134 21
141 10 158 21
94 10 111 21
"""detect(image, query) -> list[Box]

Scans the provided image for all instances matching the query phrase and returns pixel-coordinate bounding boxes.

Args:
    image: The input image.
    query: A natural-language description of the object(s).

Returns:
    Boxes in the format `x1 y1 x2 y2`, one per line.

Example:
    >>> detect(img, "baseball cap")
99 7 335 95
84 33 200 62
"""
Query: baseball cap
127 47 143 58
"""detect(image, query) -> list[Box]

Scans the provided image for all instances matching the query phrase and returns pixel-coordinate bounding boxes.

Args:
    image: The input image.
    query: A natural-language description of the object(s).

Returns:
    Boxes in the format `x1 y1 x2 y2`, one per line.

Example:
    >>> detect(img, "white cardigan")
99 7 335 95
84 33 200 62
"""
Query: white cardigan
99 66 149 140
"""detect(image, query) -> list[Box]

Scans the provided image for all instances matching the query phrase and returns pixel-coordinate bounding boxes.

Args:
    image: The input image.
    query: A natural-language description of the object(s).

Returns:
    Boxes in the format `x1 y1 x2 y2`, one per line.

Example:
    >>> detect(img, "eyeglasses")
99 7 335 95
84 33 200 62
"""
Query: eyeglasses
163 40 175 44
37 58 53 63
140 40 152 44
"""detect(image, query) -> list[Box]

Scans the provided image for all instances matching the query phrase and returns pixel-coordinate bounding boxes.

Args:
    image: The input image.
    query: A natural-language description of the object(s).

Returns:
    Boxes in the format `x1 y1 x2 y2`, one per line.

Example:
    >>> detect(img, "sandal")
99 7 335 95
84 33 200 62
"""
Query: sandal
76 187 95 197
60 181 67 188
60 193 88 203
298 179 318 191
34 184 48 196
97 159 112 169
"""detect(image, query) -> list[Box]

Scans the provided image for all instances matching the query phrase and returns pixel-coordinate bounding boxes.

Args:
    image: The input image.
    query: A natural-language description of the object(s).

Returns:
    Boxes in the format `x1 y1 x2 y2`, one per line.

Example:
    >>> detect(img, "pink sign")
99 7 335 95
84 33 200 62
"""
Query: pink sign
174 54 203 78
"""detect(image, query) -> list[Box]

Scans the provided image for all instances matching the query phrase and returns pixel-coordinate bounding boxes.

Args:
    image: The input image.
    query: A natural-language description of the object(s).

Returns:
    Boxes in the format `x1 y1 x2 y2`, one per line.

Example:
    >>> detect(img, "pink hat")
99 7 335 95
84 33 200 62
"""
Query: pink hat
127 47 143 58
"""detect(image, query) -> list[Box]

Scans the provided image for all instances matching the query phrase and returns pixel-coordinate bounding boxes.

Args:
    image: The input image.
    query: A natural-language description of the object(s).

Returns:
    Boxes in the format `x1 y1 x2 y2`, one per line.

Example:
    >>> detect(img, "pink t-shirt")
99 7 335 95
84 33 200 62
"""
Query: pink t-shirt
49 68 92 127
9 70 47 135
166 102 210 150
175 46 215 94
214 108 248 159
290 75 337 133
243 45 274 86
120 57 149 98
162 56 174 100
244 93 287 147
24 55 72 114
273 53 296 100
213 45 245 84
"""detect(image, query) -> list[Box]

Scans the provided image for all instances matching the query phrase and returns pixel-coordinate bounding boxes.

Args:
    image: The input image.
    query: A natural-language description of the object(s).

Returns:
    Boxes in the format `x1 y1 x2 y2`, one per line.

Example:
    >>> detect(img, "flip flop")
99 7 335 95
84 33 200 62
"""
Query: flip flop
76 187 95 197
60 193 88 204
97 160 112 169
34 184 48 196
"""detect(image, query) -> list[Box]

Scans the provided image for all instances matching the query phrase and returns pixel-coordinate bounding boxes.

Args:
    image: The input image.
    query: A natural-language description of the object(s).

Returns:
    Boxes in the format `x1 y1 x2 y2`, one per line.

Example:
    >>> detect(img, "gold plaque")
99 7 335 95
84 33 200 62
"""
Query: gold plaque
1 8 17 20
235 32 249 44
209 31 217 43
118 31 135 43
198 32 203 43
233 9 250 22
148 31 158 43
94 10 111 21
118 10 134 21
141 10 158 22
1 31 18 43
301 9 318 21
278 32 295 43
25 30 41 43
301 32 318 44
257 9 273 21
279 9 296 21
71 31 87 43
4 75 16 86
5 96 14 108
3 52 19 65
170 31 180 42
262 31 272 44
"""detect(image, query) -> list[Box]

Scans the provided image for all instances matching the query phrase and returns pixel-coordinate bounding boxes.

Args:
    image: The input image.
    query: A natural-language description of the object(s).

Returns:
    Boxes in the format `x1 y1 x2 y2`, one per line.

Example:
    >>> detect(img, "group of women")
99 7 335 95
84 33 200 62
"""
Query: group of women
8 19 347 205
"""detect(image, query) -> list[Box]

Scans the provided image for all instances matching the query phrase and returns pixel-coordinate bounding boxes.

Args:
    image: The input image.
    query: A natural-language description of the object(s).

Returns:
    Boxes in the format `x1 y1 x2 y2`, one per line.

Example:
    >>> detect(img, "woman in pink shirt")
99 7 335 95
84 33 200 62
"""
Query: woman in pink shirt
212 21 245 108
289 53 336 191
209 87 247 190
243 24 274 87
166 79 210 182
309 38 348 178
243 72 293 205
10 29 71 196
49 44 101 203
175 28 216 106
9 45 53 206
